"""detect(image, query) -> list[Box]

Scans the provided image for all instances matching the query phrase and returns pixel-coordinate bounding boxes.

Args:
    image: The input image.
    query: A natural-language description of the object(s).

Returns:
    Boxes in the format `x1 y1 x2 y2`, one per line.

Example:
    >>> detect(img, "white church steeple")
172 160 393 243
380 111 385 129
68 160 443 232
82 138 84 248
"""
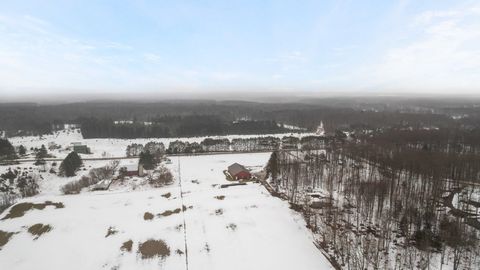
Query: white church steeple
316 121 325 136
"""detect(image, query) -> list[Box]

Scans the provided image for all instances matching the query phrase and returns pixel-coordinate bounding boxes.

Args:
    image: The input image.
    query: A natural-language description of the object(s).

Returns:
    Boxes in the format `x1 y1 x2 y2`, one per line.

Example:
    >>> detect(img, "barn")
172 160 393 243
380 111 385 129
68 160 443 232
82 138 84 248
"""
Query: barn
227 163 251 180
120 160 144 177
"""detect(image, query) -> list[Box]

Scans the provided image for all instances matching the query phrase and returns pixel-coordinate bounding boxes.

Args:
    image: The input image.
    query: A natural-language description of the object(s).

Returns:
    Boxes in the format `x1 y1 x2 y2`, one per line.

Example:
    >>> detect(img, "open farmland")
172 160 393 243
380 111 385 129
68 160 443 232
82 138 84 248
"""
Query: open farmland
0 153 332 270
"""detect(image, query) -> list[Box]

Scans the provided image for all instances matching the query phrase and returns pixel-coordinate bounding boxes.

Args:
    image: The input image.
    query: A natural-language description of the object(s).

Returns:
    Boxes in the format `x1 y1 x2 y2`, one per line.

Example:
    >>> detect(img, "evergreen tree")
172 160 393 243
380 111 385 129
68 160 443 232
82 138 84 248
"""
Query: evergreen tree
139 151 156 170
18 145 26 156
36 145 48 159
34 145 48 166
0 138 16 160
266 151 279 180
59 151 83 177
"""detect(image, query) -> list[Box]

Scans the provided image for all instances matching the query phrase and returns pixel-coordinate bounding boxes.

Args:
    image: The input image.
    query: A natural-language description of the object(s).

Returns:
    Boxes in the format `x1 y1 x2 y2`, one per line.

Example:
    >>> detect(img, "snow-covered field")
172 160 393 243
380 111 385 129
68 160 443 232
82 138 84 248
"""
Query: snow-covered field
8 129 316 159
0 153 332 270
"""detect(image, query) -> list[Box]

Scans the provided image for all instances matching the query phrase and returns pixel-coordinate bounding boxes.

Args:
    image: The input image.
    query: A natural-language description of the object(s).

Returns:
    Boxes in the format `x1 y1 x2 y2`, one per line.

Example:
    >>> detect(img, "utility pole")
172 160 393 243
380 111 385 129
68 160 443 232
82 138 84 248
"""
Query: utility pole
178 156 189 270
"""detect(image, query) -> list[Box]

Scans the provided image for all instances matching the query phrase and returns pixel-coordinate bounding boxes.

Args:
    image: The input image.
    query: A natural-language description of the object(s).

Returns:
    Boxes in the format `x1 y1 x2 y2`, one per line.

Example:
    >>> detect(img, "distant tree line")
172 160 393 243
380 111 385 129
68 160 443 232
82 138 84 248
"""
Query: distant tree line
2 100 478 137
78 117 170 138
78 116 287 139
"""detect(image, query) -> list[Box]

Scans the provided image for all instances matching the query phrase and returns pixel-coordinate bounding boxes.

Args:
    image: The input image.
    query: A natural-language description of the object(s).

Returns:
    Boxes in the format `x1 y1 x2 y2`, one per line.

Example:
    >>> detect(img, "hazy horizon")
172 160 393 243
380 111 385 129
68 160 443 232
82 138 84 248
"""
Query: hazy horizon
3 89 480 104
1 0 479 100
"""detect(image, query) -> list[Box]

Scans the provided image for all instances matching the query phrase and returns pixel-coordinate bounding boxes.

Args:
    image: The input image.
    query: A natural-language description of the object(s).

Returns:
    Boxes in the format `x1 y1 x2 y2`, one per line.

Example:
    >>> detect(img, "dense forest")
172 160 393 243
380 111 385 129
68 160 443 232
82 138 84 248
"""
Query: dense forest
266 126 480 269
1 98 479 138
78 116 285 138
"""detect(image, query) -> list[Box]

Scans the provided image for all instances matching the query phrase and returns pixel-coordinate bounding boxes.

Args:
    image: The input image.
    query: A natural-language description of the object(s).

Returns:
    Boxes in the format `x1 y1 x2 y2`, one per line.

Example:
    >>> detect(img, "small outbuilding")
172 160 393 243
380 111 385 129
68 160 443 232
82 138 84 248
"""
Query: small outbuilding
227 163 251 180
71 142 90 154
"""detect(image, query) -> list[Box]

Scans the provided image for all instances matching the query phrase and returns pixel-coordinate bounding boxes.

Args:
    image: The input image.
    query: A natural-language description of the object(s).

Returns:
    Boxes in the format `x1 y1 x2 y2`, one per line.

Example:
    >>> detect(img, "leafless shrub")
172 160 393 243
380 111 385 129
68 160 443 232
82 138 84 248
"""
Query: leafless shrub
105 226 118 238
0 194 18 214
61 175 97 194
148 165 173 188
60 161 119 194
89 160 119 182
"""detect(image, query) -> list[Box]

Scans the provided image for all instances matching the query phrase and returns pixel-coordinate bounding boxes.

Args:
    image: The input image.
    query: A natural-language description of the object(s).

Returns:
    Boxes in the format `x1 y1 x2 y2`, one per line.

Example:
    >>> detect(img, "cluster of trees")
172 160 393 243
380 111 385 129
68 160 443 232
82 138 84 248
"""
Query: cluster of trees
0 168 40 197
361 127 480 155
201 138 230 152
230 137 279 152
126 142 165 158
346 127 480 185
167 140 202 154
126 142 164 171
127 136 310 156
160 136 327 154
0 139 53 163
267 127 480 269
0 168 41 212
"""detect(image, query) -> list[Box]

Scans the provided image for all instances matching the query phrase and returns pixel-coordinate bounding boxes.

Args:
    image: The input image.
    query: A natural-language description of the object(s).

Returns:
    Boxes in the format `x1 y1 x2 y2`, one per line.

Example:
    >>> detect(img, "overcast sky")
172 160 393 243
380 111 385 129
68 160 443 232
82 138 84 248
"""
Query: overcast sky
0 0 479 101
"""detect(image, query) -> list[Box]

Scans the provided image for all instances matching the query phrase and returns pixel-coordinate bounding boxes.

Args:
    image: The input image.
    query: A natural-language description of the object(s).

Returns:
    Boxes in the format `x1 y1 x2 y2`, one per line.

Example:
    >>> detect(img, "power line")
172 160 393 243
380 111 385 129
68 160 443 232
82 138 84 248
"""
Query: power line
177 156 189 270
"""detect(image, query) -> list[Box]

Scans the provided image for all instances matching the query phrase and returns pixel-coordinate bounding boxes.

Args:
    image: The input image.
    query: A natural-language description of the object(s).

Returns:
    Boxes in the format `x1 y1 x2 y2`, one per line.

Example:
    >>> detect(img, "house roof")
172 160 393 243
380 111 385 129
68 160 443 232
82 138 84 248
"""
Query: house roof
120 160 138 172
228 163 249 176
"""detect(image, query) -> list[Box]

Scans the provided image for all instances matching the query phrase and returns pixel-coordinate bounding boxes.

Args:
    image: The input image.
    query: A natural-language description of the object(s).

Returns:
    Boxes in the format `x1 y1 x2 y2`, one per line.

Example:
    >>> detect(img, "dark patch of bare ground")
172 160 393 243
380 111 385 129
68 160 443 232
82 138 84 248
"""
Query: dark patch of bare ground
144 212 154 220
0 230 15 249
2 201 64 220
214 195 225 200
105 226 118 238
161 192 171 199
28 224 52 240
158 208 181 217
120 240 133 252
220 183 246 188
138 239 170 259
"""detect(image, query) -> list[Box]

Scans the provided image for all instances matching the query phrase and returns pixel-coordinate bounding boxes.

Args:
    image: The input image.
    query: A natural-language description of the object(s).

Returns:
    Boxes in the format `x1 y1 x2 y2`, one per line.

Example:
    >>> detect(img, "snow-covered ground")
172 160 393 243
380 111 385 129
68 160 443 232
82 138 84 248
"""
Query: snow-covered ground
8 129 316 159
0 153 332 270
